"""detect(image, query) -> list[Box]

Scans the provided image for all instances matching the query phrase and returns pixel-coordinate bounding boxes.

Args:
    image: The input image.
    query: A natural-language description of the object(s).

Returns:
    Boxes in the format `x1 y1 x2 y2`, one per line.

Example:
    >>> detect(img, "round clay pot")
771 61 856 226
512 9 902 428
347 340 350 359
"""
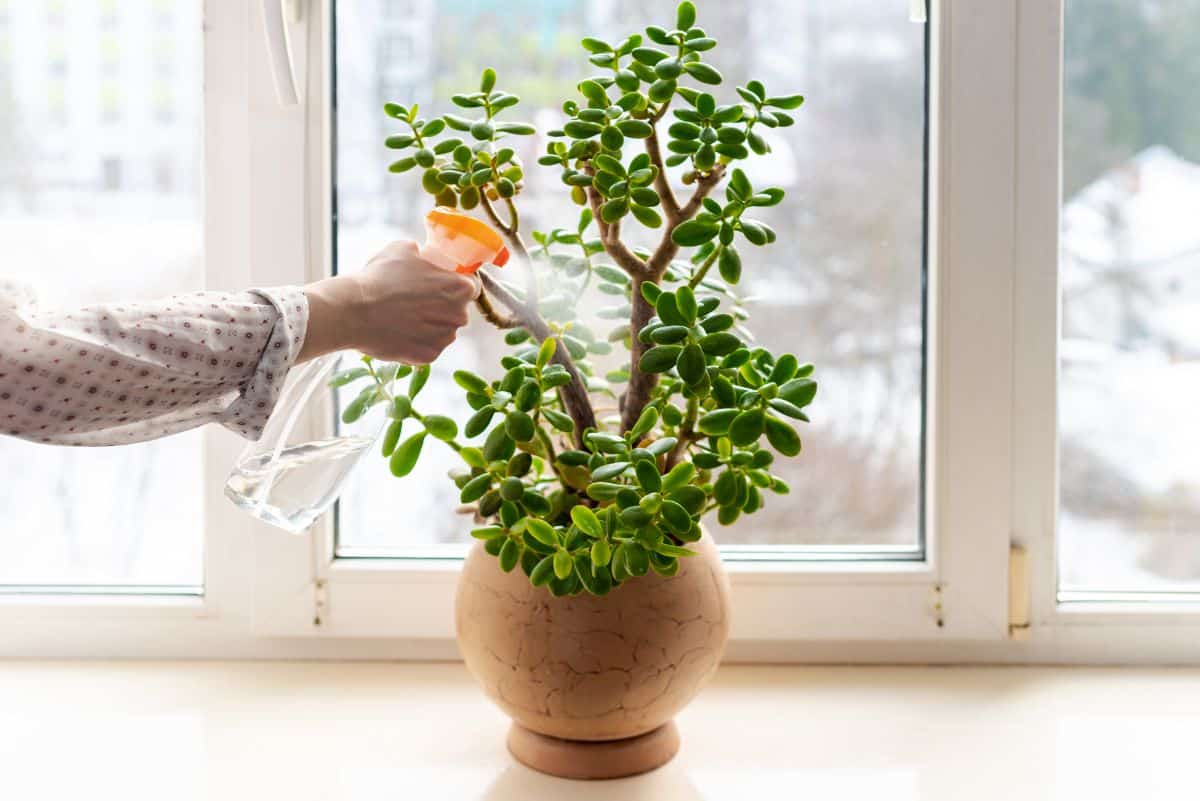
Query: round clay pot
455 530 731 779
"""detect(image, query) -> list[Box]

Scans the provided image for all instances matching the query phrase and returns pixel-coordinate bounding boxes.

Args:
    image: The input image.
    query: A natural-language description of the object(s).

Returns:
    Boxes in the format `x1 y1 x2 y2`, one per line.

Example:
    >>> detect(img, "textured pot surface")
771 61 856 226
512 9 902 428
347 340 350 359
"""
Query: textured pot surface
455 532 731 742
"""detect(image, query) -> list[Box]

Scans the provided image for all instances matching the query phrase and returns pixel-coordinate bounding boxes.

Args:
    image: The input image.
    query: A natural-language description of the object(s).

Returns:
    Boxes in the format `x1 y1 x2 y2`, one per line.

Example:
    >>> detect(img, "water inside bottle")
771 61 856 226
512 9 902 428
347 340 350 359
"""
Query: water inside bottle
224 435 376 533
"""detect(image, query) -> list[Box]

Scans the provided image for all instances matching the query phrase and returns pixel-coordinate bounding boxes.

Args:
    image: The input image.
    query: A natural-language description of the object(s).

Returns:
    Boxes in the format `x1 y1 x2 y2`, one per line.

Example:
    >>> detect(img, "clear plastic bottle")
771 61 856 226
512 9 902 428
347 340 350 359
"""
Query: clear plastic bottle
224 208 509 533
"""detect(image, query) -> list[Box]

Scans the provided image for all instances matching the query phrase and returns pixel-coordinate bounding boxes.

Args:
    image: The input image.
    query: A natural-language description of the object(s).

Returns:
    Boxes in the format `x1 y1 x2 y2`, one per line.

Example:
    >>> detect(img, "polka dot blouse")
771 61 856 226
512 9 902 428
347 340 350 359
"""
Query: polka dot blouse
0 279 308 446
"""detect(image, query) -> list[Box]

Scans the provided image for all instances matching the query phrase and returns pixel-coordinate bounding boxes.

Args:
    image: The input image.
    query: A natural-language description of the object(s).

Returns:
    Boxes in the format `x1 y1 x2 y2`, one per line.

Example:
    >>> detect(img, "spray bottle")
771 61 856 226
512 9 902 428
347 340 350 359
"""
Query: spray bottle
224 208 509 533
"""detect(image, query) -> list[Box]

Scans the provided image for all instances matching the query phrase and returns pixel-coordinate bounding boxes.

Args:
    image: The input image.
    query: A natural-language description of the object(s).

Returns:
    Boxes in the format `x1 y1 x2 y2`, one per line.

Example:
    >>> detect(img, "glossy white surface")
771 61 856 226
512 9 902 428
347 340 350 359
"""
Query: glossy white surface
1 662 1195 800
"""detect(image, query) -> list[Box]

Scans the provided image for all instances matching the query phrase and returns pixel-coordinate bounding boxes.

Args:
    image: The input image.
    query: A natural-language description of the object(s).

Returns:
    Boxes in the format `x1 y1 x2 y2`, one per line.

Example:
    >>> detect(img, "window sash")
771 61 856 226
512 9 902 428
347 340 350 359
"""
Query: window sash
6 0 1200 661
251 0 1013 645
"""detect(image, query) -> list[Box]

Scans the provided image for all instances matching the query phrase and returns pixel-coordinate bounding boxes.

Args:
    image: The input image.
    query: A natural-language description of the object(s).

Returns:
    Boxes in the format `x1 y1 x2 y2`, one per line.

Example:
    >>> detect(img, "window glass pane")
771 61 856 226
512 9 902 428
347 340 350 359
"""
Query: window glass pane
1060 0 1200 593
0 2 203 589
333 0 926 555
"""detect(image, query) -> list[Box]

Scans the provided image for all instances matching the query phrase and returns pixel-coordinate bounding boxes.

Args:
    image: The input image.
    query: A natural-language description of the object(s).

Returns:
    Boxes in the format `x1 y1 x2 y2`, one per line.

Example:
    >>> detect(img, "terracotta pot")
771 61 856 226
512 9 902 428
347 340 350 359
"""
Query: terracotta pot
455 530 731 779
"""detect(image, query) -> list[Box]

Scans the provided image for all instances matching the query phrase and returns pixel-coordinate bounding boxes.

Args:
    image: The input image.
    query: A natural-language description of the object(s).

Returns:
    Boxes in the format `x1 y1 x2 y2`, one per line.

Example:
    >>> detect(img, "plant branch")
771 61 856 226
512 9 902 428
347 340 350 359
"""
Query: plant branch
644 127 681 223
646 164 727 278
583 167 648 278
666 395 699 469
478 270 596 446
479 192 535 306
688 244 722 289
620 167 727 432
473 291 519 329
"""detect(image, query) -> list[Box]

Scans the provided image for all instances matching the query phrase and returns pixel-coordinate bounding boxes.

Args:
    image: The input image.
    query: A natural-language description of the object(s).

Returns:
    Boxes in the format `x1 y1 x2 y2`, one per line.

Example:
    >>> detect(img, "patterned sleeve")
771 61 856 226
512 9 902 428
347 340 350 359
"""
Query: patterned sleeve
0 279 308 446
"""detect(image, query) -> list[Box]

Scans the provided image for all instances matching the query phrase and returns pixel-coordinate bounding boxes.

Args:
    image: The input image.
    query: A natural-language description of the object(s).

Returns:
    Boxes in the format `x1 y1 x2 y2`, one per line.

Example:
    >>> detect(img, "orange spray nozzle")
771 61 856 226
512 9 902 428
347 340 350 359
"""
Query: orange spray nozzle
421 207 510 274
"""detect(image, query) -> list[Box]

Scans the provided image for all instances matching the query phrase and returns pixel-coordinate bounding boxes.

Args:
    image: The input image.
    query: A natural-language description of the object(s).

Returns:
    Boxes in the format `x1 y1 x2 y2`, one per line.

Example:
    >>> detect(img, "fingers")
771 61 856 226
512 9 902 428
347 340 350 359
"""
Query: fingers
465 273 483 300
370 239 420 266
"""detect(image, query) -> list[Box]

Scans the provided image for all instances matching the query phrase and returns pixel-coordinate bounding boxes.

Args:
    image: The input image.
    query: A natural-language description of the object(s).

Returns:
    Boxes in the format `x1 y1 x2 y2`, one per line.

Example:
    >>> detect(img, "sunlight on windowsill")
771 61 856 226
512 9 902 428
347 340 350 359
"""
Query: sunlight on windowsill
1 661 1196 800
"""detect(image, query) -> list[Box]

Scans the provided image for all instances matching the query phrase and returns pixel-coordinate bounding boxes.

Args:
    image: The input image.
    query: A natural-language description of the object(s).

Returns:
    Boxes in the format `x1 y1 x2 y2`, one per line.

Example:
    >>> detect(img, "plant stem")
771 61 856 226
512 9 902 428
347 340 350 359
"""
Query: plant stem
478 271 597 447
688 245 722 289
621 275 659 432
618 166 727 433
474 291 518 328
666 395 698 469
406 408 463 453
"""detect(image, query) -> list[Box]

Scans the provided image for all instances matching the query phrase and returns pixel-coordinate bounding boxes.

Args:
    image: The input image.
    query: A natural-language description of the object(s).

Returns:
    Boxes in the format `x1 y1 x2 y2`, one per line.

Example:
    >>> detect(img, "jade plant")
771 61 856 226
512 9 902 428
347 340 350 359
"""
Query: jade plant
336 1 816 596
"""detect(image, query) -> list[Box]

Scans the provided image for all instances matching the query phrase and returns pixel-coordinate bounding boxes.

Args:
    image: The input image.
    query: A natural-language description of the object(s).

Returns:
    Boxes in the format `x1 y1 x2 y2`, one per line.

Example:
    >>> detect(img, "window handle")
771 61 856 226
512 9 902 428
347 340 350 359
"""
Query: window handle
260 0 304 106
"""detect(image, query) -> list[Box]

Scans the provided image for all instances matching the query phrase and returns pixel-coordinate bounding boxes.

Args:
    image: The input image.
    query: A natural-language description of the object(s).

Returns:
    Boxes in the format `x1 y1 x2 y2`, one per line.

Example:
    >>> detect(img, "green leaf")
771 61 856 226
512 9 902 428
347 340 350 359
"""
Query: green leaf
410 365 431 397
460 473 493 503
697 408 737 436
591 537 612 567
740 220 769 246
718 246 742 284
639 345 683 373
389 431 426 477
340 391 372 424
714 468 738 505
631 406 660 439
650 325 690 344
536 337 557 371
499 476 525 501
630 203 663 229
656 542 697 558
470 525 505 541
676 342 706 385
505 410 536 442
564 120 603 139
640 281 663 306
671 219 720 247
507 452 533 478
580 37 613 54
553 549 574 580
591 461 630 481
464 407 494 438
648 78 677 103
381 419 404 457
677 1 697 29
670 485 707 516
675 285 698 325
571 506 603 538
483 425 516 461
601 197 629 224
635 460 662 492
661 462 696 493
422 414 458 441
586 482 625 501
480 68 496 93
765 415 801 456
328 367 370 388
766 94 805 110
729 407 765 446
498 538 521 572
526 518 559 548
779 378 818 407
659 500 693 535
542 408 575 433
683 62 722 85
698 331 741 356
624 543 650 576
616 119 653 138
530 555 556 586
729 168 752 199
632 47 670 65
460 447 487 469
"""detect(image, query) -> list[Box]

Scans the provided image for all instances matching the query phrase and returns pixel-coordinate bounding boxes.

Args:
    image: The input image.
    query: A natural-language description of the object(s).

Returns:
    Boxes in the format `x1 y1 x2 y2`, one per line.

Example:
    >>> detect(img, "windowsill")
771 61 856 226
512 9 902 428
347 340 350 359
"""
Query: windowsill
4 661 1196 799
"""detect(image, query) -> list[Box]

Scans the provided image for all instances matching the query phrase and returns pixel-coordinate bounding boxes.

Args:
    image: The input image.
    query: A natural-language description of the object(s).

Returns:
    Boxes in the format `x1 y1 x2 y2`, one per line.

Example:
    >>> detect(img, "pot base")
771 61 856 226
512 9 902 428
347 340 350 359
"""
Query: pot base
506 721 680 780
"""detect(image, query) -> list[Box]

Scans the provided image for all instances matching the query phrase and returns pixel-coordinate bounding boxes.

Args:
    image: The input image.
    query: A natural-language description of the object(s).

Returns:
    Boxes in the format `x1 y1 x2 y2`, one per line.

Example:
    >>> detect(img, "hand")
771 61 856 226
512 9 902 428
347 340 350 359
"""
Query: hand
299 240 478 364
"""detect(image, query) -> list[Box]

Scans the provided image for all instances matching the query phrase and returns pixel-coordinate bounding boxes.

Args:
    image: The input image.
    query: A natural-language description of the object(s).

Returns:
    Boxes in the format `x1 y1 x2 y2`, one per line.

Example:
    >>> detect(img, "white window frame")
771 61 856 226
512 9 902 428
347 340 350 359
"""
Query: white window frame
5 0 1200 663
250 0 1015 652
